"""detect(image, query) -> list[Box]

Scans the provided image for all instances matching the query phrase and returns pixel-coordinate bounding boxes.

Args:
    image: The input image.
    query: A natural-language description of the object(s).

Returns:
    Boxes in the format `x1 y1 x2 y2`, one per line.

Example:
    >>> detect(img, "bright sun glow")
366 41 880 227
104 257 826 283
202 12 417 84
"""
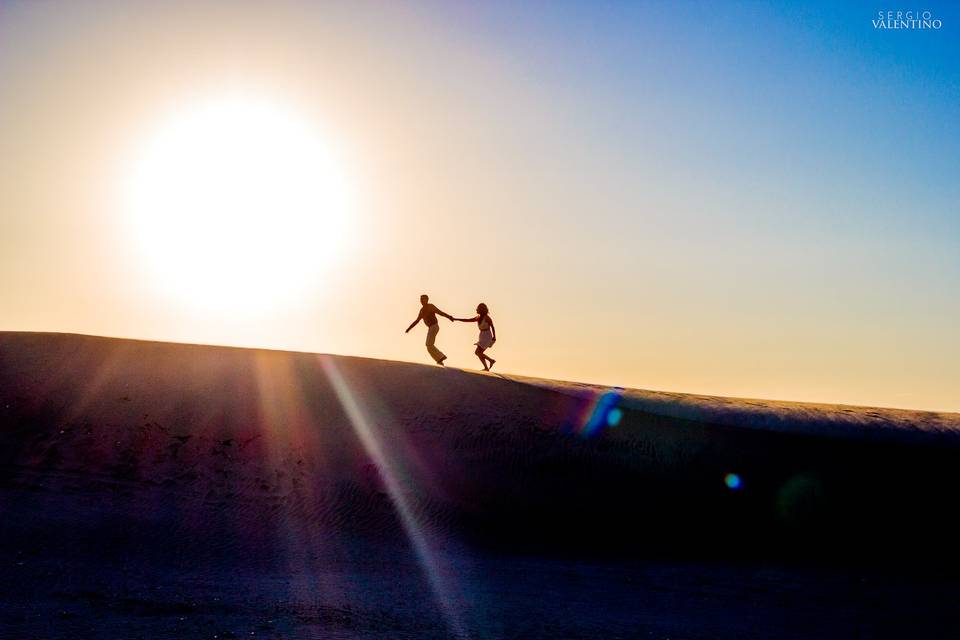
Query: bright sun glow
123 95 353 314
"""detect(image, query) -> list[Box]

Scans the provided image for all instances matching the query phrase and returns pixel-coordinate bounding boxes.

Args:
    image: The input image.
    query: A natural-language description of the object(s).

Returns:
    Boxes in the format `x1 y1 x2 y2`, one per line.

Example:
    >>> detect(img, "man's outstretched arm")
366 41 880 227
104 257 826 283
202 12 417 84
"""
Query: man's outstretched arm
435 307 454 321
405 311 423 333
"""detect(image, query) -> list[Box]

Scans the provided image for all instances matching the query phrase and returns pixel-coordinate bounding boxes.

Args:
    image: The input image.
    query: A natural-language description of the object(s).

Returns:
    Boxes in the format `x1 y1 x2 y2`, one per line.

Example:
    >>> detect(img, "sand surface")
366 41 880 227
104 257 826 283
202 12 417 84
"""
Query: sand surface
2 332 959 638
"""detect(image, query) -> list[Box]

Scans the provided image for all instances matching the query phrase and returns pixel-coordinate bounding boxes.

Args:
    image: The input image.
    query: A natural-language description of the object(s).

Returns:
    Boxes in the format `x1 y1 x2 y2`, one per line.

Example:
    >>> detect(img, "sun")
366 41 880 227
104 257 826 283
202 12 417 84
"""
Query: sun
122 95 353 314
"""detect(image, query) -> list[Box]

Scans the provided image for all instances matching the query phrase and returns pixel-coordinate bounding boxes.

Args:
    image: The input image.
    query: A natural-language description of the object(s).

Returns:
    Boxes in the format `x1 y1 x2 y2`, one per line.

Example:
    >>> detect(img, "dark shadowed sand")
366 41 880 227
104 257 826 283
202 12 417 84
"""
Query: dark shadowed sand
2 332 959 638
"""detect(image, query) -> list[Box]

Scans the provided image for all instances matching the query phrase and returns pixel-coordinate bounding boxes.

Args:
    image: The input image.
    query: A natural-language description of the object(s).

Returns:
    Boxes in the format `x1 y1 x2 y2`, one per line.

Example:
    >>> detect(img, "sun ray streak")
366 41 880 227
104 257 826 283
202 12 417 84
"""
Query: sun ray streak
320 356 469 639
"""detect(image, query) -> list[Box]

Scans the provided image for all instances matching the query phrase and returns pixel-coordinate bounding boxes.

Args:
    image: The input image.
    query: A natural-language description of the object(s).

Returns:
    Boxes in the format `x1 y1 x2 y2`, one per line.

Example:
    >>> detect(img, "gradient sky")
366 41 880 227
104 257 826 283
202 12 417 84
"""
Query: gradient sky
1 0 958 411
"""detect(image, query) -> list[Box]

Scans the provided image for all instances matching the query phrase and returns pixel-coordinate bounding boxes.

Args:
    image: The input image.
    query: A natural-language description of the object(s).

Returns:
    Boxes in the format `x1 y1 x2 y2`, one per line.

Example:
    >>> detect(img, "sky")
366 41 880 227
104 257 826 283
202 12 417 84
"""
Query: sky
1 0 958 411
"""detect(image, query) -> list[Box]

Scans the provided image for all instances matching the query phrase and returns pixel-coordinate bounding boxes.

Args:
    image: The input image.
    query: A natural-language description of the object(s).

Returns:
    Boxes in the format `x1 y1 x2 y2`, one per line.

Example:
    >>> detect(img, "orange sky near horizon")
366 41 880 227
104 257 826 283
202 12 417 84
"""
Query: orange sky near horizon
1 1 958 412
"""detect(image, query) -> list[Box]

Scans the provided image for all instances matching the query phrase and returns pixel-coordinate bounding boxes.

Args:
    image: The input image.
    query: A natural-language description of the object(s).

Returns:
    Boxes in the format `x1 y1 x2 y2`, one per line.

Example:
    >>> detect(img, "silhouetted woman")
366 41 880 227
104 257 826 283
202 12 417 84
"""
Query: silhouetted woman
454 303 496 371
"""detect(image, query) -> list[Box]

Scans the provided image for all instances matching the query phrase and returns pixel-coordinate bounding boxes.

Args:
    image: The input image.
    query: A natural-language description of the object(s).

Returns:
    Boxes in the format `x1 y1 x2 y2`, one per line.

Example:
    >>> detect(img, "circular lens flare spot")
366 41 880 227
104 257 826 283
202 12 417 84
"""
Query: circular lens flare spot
606 407 623 426
724 473 742 490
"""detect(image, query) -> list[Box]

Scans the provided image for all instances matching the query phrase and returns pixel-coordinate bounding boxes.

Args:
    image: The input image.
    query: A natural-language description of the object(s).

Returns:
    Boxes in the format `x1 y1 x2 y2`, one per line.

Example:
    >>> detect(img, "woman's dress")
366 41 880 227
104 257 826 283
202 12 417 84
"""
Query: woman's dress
475 317 494 349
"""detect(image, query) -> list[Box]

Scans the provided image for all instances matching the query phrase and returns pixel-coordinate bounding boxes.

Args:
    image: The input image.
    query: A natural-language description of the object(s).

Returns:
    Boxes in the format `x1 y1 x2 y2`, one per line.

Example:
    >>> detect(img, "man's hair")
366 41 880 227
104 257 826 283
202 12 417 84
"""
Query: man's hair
420 294 429 303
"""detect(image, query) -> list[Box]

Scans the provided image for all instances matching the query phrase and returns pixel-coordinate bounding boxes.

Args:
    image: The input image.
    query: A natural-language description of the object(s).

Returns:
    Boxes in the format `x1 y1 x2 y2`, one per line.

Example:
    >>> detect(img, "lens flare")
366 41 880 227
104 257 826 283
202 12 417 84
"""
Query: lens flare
320 356 469 639
724 473 742 490
578 389 624 437
606 407 623 427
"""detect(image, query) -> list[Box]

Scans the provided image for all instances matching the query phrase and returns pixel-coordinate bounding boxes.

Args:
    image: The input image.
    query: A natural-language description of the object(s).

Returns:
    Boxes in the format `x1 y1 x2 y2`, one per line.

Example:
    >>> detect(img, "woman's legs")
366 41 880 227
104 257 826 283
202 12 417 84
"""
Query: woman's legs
475 346 495 371
475 346 488 370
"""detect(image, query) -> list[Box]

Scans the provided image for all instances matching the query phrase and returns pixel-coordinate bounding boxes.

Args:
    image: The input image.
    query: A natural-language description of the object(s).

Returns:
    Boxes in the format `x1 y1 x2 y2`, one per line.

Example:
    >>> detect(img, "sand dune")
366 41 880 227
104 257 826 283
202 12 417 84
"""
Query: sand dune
515 375 960 444
2 331 959 555
2 332 960 638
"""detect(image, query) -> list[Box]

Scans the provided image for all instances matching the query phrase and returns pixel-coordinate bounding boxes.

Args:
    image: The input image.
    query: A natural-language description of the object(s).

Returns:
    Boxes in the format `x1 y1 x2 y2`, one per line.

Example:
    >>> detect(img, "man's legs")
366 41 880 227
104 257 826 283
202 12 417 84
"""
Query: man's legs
425 323 446 364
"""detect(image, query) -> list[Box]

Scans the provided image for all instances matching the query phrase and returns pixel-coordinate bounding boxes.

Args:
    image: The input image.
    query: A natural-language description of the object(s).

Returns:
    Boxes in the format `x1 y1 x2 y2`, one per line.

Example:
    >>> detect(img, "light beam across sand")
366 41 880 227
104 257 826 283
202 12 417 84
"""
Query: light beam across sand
320 356 469 639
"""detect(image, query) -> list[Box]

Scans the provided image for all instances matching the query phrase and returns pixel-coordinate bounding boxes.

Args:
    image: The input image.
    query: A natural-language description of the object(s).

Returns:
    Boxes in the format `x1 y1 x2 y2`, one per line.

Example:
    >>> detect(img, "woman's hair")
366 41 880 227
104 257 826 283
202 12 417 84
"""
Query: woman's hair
476 303 489 316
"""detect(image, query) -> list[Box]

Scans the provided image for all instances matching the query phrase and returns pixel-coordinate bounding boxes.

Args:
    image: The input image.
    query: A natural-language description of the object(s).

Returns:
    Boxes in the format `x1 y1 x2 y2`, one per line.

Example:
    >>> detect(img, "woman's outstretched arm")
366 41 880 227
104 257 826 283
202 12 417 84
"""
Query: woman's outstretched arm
453 315 480 323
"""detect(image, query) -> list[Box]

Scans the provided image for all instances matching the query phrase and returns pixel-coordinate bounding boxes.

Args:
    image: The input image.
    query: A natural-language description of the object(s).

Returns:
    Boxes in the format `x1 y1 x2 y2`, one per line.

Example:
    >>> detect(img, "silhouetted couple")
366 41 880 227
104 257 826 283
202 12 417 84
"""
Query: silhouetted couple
405 294 497 370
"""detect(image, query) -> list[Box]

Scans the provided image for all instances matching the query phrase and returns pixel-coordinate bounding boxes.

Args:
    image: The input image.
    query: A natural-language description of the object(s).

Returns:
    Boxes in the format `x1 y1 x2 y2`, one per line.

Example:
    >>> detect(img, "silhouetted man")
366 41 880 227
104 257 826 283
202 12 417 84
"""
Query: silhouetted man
405 294 453 365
